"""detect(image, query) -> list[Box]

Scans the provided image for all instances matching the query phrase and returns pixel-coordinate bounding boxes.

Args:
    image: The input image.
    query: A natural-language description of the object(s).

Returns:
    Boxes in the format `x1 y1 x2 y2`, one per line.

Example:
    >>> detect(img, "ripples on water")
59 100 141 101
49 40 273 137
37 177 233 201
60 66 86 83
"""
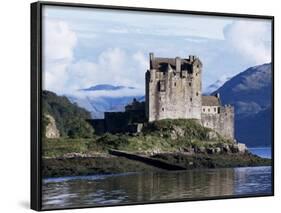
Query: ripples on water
42 166 272 210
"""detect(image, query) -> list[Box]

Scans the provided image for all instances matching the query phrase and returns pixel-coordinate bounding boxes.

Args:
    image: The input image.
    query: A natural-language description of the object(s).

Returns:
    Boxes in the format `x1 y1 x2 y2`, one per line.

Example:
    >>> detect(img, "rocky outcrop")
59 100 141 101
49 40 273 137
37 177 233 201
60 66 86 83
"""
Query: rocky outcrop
45 114 60 138
182 143 247 155
237 143 247 153
170 126 185 140
206 131 219 140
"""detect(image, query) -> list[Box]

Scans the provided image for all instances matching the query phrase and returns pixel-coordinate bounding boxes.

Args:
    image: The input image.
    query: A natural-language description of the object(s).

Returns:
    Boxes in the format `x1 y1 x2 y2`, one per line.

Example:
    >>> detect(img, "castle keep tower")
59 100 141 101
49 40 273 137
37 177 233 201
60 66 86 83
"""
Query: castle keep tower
145 53 202 122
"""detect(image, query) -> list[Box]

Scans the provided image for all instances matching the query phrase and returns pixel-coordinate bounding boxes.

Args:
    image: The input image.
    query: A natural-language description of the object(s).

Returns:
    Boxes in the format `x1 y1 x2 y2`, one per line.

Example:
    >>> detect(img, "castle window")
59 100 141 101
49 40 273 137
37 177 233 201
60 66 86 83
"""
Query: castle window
196 92 199 96
159 80 165 92
203 108 205 112
189 82 192 86
208 108 210 112
174 82 176 87
190 98 192 102
182 71 187 78
214 108 216 112
162 107 164 111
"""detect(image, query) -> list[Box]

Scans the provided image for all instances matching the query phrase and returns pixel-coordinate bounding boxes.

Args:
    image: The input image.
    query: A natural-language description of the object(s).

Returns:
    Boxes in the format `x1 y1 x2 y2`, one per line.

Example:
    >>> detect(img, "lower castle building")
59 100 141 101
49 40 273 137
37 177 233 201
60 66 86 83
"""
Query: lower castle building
89 53 234 140
201 94 234 140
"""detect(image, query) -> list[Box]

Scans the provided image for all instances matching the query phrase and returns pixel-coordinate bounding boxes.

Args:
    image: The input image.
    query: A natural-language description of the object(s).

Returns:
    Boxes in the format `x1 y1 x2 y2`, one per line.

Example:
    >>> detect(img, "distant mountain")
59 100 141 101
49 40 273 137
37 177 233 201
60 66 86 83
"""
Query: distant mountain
212 63 272 116
204 76 231 95
213 63 272 147
68 84 145 119
82 84 136 91
236 107 272 147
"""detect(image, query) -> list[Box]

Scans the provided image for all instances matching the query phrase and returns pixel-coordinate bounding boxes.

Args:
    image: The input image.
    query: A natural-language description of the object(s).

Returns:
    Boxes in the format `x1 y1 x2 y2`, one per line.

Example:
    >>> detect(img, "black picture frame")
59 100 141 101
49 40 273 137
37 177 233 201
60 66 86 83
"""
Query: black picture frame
31 1 274 211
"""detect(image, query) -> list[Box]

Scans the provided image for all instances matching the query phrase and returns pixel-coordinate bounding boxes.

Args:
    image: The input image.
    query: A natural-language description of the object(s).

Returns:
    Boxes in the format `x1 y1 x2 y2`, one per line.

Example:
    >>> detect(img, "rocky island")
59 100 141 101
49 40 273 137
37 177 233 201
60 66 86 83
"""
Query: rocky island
42 117 270 178
42 54 271 178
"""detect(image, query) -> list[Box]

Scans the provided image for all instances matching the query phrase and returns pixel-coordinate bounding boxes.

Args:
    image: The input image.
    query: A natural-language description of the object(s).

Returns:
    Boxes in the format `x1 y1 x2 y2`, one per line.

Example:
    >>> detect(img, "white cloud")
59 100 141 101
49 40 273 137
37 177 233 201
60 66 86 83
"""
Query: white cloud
44 5 231 40
43 7 272 97
65 48 148 95
42 19 77 93
43 18 148 96
184 37 209 43
224 20 271 65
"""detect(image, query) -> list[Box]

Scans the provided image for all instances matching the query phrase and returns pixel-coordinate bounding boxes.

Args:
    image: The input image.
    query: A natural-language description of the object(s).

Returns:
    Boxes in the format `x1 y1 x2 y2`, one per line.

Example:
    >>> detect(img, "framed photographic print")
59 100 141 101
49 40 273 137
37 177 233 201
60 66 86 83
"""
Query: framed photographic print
31 1 274 211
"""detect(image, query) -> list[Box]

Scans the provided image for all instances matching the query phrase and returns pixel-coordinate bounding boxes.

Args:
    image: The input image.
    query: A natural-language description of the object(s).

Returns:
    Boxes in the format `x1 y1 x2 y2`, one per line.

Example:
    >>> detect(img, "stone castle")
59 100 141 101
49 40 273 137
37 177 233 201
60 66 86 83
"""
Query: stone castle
90 53 234 140
146 53 234 139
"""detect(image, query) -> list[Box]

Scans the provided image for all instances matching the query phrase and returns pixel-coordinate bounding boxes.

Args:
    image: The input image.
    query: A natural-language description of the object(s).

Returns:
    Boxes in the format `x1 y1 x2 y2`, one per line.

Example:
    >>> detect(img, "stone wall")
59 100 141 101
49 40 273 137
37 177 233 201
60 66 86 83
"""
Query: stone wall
89 101 146 134
86 119 105 135
201 106 234 140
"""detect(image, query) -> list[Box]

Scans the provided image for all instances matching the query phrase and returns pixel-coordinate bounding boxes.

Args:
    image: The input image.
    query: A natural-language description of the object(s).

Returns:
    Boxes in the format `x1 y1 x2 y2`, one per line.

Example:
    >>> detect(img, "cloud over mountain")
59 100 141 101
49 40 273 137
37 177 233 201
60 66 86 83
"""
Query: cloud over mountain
42 6 272 97
224 20 271 65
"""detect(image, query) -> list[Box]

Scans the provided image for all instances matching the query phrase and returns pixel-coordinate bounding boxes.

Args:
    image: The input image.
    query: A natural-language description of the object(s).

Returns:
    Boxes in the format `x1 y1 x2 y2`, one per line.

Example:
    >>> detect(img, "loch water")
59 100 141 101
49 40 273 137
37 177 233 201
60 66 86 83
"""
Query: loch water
248 147 271 159
42 162 272 209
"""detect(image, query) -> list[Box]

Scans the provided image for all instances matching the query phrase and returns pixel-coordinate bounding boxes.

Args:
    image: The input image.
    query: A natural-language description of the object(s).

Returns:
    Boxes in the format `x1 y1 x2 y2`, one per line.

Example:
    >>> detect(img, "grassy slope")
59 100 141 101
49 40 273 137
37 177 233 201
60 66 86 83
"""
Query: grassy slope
42 119 271 177
43 119 232 157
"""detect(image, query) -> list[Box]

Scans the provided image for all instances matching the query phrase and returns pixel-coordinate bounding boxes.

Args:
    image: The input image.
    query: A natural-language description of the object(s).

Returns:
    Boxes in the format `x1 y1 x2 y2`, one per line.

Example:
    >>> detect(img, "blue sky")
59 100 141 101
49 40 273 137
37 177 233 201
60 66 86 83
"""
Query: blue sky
42 5 272 96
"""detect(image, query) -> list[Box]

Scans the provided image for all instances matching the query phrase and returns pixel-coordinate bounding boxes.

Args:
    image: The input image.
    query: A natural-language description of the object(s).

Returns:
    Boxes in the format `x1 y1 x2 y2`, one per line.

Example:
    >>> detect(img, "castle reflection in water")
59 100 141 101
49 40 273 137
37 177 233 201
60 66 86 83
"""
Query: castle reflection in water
42 166 272 209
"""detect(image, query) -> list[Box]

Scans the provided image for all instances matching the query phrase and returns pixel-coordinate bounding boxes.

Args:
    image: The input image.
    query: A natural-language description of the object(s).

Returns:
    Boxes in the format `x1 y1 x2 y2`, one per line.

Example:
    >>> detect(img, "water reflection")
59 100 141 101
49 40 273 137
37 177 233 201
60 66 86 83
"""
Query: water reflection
42 166 272 210
234 167 272 194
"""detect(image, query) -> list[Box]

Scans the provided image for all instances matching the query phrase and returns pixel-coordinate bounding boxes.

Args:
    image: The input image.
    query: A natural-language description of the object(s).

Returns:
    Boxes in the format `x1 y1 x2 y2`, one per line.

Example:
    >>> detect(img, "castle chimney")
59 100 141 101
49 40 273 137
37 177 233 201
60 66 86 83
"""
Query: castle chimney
175 57 181 72
189 55 195 62
149 53 154 69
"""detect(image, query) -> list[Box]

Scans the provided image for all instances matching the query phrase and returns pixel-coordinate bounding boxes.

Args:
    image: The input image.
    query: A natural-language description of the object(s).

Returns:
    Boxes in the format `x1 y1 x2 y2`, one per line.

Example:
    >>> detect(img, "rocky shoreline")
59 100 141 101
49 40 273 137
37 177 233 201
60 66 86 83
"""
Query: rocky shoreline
42 151 271 178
